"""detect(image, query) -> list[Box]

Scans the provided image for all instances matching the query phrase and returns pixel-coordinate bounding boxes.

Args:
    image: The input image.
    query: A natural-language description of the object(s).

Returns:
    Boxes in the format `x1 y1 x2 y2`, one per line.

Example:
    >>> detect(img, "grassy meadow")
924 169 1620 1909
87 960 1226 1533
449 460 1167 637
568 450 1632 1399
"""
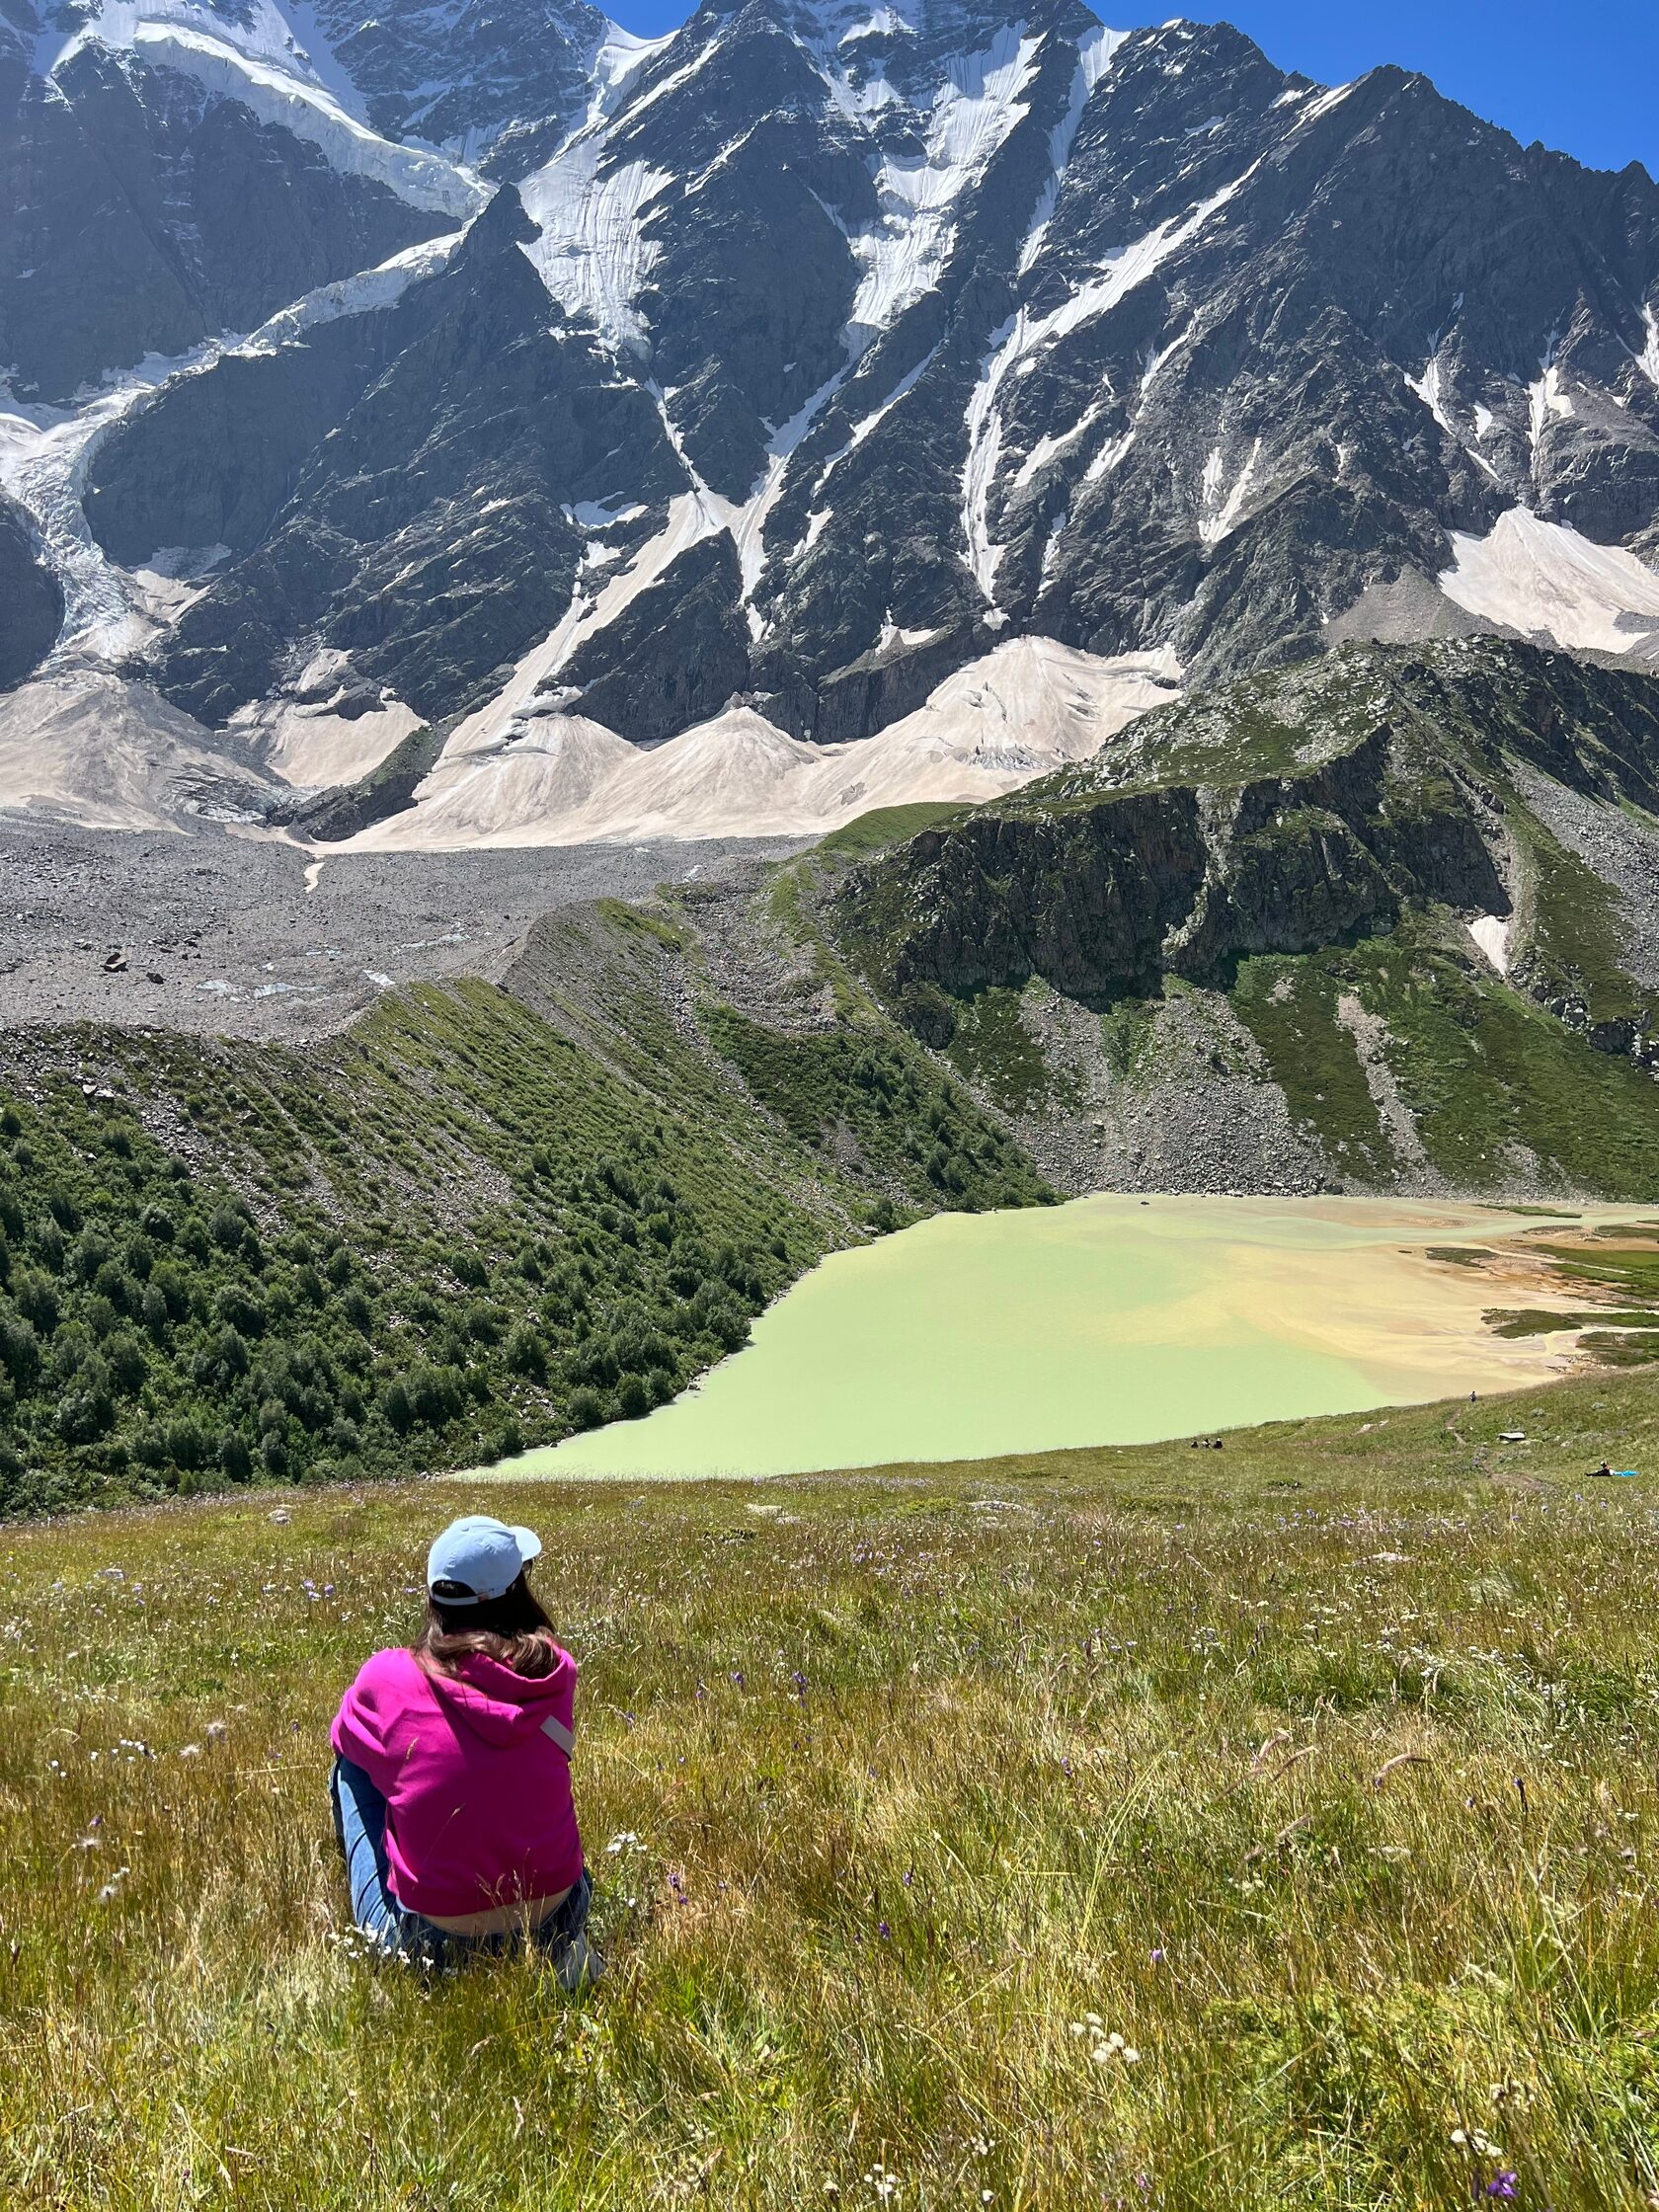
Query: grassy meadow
6 1367 1659 2208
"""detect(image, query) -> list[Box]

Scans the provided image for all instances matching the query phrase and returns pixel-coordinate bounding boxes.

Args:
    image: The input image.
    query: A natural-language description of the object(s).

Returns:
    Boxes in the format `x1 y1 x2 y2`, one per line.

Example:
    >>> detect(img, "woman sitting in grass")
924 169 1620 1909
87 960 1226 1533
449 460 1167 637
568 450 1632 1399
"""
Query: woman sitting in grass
330 1514 598 1984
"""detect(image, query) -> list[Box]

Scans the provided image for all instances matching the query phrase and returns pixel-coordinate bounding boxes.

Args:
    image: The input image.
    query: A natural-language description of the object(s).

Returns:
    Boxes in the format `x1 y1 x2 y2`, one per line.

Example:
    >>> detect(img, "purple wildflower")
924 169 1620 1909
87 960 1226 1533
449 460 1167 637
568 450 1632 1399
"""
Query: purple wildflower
1482 2177 1519 2203
877 1921 892 1939
1149 1948 1166 1964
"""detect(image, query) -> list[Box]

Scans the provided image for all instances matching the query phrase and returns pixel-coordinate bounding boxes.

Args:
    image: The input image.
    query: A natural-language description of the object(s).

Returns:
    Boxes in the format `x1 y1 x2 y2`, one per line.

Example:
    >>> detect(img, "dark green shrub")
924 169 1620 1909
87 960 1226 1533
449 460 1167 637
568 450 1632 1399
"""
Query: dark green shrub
213 1326 251 1380
165 1418 212 1472
215 1286 267 1336
106 1333 147 1394
13 1271 59 1335
56 1360 114 1444
567 1387 603 1431
1 1315 41 1388
70 1230 112 1284
505 1324 546 1381
140 1282 171 1340
44 1189 80 1233
92 1263 135 1313
463 1302 505 1345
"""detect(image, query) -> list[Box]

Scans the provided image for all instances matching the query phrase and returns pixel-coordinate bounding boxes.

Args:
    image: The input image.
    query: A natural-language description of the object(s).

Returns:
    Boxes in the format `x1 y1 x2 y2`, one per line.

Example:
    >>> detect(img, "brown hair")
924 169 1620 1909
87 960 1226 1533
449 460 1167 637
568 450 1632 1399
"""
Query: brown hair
417 1570 559 1680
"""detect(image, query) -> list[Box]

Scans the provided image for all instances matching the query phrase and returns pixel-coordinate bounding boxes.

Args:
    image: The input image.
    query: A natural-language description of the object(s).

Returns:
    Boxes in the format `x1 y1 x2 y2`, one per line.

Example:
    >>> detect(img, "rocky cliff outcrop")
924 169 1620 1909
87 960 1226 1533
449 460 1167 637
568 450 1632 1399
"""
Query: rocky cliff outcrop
860 723 1507 1013
0 495 63 689
841 640 1659 1034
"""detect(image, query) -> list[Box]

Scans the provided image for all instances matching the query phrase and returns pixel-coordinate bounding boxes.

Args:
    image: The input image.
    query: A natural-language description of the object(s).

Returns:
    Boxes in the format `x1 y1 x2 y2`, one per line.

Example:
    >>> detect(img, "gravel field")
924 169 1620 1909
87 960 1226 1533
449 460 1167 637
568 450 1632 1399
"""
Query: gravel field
0 820 806 1041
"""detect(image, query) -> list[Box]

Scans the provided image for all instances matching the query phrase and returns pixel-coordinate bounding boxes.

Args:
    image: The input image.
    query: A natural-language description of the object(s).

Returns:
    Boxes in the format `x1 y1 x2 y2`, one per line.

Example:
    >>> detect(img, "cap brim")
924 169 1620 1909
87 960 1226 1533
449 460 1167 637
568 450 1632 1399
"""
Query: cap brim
510 1525 543 1565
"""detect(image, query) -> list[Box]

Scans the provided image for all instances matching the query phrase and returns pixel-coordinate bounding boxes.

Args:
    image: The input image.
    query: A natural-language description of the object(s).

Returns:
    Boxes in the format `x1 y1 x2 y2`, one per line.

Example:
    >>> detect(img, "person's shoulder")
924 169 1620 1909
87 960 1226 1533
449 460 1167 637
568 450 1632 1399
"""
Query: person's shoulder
351 1646 427 1698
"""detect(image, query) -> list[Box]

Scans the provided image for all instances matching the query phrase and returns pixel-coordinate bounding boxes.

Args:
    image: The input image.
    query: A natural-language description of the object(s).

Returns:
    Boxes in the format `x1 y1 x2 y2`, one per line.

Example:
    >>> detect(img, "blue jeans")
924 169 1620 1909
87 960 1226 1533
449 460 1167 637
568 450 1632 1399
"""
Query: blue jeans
330 1755 592 1969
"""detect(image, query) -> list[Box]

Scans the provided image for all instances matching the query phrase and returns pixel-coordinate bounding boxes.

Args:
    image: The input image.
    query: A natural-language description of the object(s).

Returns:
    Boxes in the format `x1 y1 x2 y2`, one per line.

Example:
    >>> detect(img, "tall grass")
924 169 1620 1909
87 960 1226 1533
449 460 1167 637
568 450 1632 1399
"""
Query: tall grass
5 1368 1659 2208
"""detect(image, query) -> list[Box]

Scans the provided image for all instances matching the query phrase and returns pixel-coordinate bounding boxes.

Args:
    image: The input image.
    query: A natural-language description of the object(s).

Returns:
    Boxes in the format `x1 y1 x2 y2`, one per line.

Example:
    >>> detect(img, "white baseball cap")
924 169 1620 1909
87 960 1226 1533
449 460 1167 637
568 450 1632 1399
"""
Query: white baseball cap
426 1515 542 1605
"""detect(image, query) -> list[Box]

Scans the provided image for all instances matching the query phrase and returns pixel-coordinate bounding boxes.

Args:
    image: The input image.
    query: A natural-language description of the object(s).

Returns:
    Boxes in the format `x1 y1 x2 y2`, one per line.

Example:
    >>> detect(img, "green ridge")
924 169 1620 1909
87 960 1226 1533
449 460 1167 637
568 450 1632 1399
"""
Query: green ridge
0 900 1052 1518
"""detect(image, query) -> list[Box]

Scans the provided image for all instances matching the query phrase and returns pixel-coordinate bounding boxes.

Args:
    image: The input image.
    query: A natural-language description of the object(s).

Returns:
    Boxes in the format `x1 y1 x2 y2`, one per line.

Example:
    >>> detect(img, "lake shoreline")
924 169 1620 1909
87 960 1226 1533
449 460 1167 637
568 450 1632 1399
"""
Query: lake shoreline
481 1195 1655 1483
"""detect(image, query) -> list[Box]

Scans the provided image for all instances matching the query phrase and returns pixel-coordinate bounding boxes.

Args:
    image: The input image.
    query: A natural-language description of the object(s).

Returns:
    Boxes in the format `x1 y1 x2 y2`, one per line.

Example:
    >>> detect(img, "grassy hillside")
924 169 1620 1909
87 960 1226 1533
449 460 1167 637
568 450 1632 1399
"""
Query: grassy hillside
6 1370 1659 2207
1228 916 1659 1194
0 899 1049 1518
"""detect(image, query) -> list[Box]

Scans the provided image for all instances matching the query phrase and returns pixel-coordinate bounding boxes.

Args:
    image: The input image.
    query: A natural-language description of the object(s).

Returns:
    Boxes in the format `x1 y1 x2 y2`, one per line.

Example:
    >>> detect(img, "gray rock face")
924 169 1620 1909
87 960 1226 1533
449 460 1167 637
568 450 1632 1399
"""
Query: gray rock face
557 535 753 742
100 189 681 725
302 0 615 172
0 493 63 687
0 47 443 401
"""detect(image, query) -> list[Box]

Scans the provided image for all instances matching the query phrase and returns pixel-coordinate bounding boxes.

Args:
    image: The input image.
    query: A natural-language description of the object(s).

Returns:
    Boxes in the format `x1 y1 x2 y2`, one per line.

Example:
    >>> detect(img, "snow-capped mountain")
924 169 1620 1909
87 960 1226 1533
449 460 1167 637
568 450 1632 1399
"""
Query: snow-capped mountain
3 0 1659 844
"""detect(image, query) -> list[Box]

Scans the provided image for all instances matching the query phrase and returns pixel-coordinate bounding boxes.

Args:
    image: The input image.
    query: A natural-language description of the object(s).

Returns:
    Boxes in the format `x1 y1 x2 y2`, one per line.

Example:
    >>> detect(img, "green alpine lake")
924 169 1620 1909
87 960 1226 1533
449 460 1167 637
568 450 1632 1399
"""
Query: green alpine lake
492 1194 1635 1481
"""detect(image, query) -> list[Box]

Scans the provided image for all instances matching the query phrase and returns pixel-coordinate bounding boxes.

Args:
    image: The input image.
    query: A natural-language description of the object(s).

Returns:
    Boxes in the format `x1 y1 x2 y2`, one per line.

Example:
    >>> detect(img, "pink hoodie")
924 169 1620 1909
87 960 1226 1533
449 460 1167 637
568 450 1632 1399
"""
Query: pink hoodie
331 1644 584 1917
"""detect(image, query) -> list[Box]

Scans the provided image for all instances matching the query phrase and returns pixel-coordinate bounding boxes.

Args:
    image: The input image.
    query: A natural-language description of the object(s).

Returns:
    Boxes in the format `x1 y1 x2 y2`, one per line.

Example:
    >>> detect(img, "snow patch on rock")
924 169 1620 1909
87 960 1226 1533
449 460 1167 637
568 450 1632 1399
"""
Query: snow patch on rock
1405 352 1457 439
1466 914 1512 976
442 488 726 764
41 3 483 216
239 230 465 352
334 716 638 850
845 26 1041 351
236 692 424 790
1198 435 1262 548
962 168 1255 598
519 149 672 352
0 343 225 662
1637 304 1659 392
1016 22 1126 276
1439 511 1659 664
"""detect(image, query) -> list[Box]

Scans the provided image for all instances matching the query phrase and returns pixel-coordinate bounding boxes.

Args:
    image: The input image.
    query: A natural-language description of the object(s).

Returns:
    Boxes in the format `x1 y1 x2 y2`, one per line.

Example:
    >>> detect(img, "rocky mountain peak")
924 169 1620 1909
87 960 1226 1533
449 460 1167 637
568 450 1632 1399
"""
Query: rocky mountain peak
4 0 1659 857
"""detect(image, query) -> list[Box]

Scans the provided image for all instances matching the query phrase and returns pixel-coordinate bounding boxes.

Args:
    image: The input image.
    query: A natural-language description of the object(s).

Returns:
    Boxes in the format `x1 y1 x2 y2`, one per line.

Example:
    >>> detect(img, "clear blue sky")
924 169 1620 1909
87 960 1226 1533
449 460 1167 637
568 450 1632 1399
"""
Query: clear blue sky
605 0 1657 181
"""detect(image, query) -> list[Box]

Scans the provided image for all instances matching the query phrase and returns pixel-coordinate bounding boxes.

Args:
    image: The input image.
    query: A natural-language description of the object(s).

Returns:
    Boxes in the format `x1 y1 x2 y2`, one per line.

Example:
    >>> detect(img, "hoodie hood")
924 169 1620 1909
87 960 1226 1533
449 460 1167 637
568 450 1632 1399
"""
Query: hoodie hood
422 1646 577 1750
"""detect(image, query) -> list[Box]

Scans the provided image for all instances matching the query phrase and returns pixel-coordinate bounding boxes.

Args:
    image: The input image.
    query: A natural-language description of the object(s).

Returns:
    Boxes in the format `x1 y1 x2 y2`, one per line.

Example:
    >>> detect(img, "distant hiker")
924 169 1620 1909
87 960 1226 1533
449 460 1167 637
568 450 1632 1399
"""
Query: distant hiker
1593 1460 1614 1479
329 1515 597 1983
